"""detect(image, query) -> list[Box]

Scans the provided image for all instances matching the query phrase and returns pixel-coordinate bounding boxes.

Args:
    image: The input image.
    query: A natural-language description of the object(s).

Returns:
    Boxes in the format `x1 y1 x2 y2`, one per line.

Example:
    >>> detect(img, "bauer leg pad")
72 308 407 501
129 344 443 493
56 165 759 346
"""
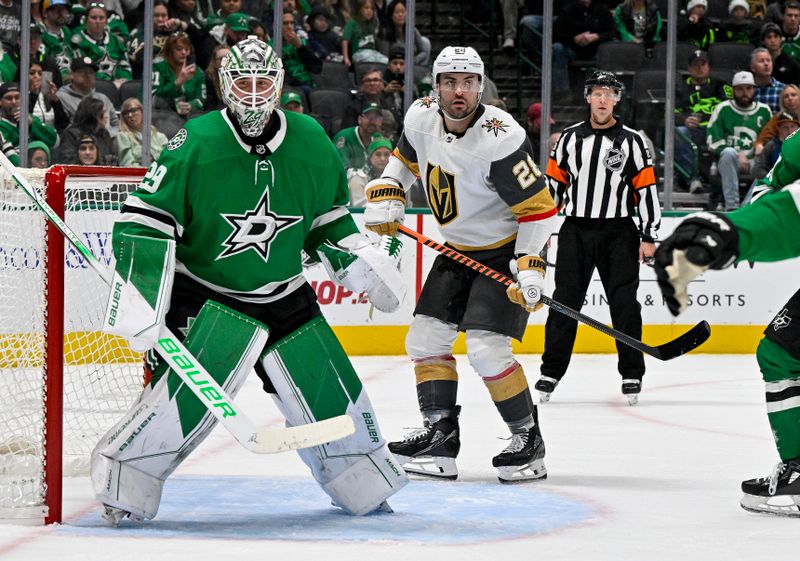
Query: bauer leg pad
260 317 408 515
90 301 269 521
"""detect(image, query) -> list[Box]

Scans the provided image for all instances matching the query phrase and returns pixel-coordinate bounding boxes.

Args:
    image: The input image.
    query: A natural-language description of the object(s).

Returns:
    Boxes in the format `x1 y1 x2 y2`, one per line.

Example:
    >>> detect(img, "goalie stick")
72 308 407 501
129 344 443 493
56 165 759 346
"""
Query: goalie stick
0 153 354 454
397 224 710 361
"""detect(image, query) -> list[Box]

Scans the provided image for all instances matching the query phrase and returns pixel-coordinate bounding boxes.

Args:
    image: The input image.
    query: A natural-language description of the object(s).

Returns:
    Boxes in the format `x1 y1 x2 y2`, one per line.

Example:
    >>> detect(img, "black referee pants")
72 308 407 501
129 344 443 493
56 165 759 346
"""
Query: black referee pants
541 217 646 381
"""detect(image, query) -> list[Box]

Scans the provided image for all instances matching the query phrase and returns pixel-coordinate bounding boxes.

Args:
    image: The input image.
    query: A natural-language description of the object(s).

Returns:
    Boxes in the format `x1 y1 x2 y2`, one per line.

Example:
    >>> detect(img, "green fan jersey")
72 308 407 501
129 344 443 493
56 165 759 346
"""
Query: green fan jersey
115 109 358 302
70 29 133 81
37 22 74 80
152 59 207 111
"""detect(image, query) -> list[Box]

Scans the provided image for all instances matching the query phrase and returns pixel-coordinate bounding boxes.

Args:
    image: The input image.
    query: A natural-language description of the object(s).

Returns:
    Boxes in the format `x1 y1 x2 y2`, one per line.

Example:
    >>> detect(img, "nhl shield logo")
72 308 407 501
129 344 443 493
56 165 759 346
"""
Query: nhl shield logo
603 147 626 172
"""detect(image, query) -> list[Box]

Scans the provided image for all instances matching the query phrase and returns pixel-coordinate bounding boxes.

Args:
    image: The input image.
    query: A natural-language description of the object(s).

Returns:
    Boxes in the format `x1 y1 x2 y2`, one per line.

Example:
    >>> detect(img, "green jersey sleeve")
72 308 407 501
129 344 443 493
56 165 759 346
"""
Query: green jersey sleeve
730 186 800 263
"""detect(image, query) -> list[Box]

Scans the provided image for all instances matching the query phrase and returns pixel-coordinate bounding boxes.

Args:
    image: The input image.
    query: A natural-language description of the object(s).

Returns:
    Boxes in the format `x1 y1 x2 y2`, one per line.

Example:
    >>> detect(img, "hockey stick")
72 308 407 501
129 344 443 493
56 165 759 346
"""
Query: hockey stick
0 153 354 454
397 224 710 361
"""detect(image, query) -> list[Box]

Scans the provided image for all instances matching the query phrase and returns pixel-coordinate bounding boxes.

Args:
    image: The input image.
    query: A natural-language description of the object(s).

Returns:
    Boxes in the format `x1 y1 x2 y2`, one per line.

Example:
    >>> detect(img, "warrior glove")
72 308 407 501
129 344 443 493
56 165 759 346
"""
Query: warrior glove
654 212 740 316
506 255 546 313
363 178 406 236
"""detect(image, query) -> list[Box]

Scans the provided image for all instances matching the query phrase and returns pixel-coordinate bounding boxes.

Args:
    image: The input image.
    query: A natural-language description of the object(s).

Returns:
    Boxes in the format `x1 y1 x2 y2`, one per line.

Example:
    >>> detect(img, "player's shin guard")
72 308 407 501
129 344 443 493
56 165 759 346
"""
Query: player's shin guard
90 301 270 522
259 317 407 515
757 338 800 461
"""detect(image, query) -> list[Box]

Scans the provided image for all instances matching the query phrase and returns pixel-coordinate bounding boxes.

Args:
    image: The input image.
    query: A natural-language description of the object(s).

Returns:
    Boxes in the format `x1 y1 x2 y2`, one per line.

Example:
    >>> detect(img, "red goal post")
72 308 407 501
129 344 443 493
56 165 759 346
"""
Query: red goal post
0 165 147 525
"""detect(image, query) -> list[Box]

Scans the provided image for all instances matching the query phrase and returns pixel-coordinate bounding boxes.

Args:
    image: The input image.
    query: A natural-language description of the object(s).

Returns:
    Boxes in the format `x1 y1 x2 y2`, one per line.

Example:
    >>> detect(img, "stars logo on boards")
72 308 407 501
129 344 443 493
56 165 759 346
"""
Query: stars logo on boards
481 117 508 136
217 191 302 262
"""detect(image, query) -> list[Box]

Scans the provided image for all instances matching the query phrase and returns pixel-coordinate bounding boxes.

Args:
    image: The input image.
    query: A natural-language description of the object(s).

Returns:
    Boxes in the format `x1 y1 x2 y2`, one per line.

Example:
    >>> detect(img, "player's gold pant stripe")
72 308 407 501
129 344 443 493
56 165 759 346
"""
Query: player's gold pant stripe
415 362 459 384
483 365 528 402
448 233 517 252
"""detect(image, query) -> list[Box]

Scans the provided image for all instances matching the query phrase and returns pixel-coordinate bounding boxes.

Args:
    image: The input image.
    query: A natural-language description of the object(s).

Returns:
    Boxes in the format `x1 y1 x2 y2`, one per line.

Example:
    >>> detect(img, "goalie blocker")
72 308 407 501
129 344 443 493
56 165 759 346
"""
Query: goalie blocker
92 302 407 523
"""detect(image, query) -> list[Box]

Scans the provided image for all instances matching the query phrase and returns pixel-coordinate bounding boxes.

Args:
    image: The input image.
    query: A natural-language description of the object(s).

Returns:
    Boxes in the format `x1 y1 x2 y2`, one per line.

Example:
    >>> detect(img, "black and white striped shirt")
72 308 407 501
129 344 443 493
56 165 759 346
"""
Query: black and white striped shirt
546 119 661 241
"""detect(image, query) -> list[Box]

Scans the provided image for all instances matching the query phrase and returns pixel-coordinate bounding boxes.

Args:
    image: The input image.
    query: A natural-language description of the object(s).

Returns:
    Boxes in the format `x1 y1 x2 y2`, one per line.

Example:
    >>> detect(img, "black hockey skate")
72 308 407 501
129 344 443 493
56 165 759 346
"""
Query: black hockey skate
492 424 547 483
621 378 642 406
388 406 461 479
534 376 559 403
740 459 800 517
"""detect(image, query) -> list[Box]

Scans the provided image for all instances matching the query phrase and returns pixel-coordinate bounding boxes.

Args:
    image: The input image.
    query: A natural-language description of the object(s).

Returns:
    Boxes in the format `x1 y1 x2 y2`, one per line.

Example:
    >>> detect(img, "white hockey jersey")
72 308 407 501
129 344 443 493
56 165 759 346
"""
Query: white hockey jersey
388 98 557 251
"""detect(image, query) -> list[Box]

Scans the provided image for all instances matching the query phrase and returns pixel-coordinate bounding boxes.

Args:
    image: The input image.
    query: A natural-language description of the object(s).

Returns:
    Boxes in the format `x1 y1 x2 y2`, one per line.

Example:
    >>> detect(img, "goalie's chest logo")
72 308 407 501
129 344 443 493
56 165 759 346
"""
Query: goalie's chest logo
217 190 302 262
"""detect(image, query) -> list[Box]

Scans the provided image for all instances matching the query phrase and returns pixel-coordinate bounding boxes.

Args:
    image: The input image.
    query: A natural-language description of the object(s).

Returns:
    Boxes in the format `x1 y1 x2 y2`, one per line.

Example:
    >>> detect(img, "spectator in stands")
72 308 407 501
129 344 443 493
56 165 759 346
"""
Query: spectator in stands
76 133 102 165
206 0 243 30
382 45 413 128
382 0 431 65
39 0 74 81
168 0 215 69
751 110 800 179
497 0 522 51
0 82 58 161
519 2 545 64
115 97 169 166
1 24 61 89
761 21 800 84
248 18 268 42
613 0 662 49
281 91 305 113
307 5 345 62
333 101 383 174
780 1 800 60
674 49 730 193
70 1 133 85
314 0 351 35
72 0 130 42
547 129 562 153
720 0 761 44
203 44 229 111
341 67 393 128
55 97 115 165
750 46 786 112
0 0 21 53
28 140 51 169
755 82 800 152
153 31 206 116
29 62 70 132
525 101 556 161
707 71 772 210
678 0 716 50
280 10 323 94
766 1 787 24
57 57 120 136
552 0 615 95
347 135 391 206
343 0 387 67
215 11 250 47
127 0 176 78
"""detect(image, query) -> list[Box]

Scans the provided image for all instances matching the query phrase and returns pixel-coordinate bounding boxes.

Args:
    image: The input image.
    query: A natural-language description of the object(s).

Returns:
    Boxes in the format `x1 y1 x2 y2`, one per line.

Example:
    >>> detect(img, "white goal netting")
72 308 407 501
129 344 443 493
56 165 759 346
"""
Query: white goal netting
0 167 146 522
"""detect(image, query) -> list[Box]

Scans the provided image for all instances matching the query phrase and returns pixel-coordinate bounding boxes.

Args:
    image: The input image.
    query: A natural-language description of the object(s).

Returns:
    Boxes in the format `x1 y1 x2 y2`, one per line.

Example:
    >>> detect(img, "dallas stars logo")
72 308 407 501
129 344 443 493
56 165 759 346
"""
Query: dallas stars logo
217 191 301 261
481 117 508 136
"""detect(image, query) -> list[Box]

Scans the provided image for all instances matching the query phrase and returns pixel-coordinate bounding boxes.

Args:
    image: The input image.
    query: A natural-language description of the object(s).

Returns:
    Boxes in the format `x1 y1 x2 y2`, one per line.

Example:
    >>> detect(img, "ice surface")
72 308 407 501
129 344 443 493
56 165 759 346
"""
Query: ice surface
0 354 796 560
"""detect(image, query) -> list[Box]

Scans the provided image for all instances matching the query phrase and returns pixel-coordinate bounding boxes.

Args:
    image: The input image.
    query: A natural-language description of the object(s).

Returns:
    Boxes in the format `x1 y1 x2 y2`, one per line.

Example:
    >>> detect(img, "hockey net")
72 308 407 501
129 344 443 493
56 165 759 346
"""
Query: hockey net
0 165 147 524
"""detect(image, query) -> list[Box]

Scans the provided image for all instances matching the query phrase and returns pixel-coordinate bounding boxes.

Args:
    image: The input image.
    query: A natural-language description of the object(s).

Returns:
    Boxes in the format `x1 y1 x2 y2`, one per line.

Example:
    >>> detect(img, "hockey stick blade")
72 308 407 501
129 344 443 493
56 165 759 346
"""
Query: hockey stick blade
0 153 354 454
252 415 356 453
397 224 711 360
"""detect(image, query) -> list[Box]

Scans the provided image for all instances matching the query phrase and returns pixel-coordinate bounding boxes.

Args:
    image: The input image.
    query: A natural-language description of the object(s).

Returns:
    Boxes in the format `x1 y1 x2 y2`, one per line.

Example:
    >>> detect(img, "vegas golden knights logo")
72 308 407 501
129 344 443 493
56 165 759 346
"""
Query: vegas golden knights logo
425 162 458 225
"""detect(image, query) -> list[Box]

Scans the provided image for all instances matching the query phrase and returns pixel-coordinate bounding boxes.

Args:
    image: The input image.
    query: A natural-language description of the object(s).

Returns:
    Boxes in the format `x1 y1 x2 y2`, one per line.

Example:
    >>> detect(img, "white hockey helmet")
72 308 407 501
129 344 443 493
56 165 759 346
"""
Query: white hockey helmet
219 36 285 137
432 46 484 99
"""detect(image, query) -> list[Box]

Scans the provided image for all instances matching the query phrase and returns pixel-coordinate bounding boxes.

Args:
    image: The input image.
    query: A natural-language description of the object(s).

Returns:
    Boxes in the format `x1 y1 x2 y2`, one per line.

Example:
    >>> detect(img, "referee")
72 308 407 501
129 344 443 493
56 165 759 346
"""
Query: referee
536 71 661 405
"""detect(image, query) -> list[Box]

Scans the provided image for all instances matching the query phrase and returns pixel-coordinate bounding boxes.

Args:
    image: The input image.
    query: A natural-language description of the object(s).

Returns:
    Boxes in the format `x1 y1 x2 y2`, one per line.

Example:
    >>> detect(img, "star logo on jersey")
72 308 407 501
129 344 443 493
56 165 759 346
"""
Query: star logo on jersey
96 51 117 78
481 117 508 137
417 96 434 108
217 191 302 262
772 308 791 331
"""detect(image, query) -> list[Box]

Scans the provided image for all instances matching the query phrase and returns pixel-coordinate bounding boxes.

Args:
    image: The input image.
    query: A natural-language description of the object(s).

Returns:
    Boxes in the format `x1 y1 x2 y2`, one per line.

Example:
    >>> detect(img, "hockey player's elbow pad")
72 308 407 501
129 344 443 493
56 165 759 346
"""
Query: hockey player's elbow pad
364 178 406 236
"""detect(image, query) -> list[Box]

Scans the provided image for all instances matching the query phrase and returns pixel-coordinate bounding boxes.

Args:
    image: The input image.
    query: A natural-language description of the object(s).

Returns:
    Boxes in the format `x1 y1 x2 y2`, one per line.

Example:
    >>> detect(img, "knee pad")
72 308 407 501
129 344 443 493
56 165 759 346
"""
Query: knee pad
260 317 407 514
405 314 459 360
466 330 516 378
90 301 269 520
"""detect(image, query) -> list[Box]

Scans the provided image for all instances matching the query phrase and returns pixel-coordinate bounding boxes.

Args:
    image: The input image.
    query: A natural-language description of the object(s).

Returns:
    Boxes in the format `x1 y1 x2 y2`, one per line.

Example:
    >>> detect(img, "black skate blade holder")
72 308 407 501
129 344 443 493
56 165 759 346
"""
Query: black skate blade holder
398 225 711 361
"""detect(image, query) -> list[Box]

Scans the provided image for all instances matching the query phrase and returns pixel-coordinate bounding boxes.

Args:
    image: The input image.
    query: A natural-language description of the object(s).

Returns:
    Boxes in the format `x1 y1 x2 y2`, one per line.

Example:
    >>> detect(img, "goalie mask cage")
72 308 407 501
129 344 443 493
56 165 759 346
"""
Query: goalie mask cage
0 165 147 525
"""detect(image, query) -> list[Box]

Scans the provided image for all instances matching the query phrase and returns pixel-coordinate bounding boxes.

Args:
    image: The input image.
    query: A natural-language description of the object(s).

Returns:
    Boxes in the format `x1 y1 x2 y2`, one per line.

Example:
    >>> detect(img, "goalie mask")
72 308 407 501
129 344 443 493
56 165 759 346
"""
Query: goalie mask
432 46 485 107
219 36 285 137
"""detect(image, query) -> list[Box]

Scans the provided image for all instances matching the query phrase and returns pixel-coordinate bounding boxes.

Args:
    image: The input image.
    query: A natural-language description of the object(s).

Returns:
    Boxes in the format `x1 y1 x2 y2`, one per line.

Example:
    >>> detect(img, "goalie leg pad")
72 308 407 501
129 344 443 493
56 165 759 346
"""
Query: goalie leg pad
90 301 270 520
103 233 176 352
260 317 408 514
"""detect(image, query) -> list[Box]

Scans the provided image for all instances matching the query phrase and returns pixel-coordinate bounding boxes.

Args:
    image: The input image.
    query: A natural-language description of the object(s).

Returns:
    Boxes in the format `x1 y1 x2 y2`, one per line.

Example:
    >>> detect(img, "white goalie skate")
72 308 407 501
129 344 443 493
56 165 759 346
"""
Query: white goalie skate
101 504 144 526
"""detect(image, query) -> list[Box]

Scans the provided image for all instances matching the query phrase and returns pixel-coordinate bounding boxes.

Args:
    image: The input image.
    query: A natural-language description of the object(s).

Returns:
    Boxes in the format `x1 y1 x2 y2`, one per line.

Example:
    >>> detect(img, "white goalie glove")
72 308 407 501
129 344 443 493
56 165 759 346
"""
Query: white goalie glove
317 234 406 312
506 255 546 313
363 178 406 236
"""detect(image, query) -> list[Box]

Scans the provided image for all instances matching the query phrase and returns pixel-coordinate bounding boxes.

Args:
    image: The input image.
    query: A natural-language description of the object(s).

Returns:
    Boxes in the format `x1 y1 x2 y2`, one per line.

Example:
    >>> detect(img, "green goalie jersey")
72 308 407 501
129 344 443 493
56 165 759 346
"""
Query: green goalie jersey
115 109 358 303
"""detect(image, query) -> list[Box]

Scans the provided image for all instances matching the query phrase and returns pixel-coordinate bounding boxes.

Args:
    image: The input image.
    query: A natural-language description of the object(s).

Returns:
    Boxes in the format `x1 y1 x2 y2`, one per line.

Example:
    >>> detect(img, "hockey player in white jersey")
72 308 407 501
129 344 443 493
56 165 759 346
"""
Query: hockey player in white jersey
364 46 559 482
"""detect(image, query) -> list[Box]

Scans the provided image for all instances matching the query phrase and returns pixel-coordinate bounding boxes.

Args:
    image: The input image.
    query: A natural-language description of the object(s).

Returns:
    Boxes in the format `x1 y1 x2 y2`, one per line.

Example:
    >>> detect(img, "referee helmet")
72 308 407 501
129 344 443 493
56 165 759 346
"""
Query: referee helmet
583 71 624 100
